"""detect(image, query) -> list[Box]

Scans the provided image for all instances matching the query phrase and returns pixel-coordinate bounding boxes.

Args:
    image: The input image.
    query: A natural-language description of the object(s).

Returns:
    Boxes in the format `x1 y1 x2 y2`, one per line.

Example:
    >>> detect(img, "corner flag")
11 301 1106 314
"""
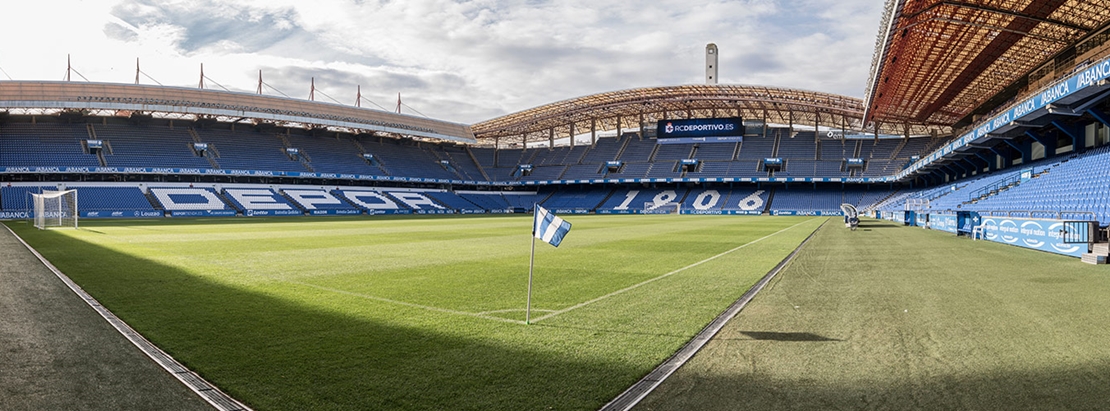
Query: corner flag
533 205 572 247
526 204 572 324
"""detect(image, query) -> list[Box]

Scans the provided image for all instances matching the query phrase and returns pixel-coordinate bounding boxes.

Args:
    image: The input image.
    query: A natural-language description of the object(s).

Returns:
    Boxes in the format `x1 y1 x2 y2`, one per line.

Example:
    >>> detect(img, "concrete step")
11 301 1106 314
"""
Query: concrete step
1093 243 1109 255
1082 253 1107 265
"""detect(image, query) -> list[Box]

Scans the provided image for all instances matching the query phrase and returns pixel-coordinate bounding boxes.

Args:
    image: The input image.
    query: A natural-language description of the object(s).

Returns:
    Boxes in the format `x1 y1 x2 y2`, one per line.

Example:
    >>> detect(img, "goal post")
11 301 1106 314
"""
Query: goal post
32 190 78 230
643 202 681 214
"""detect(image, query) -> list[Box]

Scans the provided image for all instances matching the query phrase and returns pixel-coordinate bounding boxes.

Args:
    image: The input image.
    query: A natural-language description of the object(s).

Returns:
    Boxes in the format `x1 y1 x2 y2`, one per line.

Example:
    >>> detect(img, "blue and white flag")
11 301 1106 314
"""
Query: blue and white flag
533 205 572 247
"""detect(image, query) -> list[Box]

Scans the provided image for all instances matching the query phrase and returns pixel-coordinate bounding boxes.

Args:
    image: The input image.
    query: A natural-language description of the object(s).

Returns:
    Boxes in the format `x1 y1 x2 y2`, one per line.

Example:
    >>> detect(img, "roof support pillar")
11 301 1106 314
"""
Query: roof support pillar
568 122 576 147
762 109 768 139
1050 120 1081 151
964 157 982 174
814 111 820 143
590 118 597 145
976 152 997 172
549 127 555 148
639 112 645 137
616 116 622 138
1086 108 1110 128
990 146 1011 167
1025 130 1055 159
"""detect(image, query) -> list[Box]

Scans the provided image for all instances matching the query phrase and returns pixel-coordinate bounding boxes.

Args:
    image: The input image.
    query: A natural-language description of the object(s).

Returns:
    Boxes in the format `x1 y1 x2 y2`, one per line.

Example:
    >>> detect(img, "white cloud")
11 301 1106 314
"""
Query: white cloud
0 0 883 124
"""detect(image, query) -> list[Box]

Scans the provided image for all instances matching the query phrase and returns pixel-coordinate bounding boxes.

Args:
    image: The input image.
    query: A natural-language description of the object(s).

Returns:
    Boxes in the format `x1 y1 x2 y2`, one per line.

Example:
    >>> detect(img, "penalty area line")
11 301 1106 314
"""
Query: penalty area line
287 280 525 325
530 218 820 324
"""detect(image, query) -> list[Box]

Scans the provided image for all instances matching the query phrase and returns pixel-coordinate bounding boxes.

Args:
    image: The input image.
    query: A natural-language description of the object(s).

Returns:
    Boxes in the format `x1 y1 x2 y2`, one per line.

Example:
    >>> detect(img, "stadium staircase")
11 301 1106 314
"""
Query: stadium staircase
189 128 222 169
85 124 109 167
275 189 309 213
213 190 240 212
142 189 166 212
964 168 1050 205
465 147 492 181
762 188 776 215
1083 242 1110 265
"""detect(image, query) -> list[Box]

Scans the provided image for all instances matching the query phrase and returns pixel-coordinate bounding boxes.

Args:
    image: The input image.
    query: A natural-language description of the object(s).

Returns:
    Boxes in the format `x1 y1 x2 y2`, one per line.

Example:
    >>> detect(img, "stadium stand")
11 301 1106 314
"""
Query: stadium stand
0 123 101 167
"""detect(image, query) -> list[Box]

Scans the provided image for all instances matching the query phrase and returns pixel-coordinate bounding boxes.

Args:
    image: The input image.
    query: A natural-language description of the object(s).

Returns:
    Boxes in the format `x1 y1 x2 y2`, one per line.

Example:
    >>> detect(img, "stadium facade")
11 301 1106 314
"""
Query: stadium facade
3 0 1110 261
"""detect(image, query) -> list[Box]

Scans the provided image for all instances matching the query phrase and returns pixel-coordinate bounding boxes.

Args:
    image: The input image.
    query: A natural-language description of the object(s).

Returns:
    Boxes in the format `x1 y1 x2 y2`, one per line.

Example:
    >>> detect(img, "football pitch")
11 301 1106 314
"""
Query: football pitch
7 215 823 411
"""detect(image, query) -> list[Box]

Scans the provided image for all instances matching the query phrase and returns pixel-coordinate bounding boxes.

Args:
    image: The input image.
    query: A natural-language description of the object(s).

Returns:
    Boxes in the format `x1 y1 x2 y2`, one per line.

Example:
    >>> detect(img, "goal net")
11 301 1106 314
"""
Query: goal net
643 202 681 214
32 190 78 230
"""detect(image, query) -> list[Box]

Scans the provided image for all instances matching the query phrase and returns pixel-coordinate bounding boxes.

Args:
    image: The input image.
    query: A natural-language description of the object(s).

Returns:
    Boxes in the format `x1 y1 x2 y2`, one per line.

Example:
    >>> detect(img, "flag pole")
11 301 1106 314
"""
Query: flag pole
526 203 536 325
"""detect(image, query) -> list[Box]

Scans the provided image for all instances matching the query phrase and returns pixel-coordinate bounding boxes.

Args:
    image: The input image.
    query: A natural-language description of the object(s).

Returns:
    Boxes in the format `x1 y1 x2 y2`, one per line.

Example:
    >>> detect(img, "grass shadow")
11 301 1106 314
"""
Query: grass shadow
8 222 639 411
734 331 843 342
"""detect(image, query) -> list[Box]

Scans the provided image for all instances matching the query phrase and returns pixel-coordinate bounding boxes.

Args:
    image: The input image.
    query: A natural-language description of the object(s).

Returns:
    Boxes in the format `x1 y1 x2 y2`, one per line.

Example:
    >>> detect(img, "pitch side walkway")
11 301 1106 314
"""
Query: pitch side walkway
0 225 215 411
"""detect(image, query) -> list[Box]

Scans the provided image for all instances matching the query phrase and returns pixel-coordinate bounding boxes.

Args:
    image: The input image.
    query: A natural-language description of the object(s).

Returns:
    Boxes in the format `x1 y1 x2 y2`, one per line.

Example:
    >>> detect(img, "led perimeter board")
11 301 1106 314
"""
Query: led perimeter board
656 117 744 144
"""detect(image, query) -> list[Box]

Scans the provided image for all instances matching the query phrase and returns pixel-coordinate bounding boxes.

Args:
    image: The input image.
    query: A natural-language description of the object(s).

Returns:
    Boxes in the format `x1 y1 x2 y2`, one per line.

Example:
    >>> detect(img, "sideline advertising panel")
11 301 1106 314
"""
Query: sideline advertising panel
979 216 1086 257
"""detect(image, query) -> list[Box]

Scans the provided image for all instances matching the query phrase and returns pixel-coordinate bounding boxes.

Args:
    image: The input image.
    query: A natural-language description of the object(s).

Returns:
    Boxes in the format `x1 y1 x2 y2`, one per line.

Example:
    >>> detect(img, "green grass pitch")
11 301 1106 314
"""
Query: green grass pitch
637 218 1110 410
6 215 824 411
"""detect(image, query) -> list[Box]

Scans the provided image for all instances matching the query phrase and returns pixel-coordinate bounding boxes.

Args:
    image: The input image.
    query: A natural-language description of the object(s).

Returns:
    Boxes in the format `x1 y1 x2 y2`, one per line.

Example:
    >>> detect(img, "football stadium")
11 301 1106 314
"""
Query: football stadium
4 1 1110 410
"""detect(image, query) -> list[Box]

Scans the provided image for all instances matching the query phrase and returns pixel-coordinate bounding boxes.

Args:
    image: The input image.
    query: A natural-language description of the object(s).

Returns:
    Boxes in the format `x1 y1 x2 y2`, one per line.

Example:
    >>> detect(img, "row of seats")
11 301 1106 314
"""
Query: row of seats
877 145 1110 224
1 184 903 216
0 123 940 181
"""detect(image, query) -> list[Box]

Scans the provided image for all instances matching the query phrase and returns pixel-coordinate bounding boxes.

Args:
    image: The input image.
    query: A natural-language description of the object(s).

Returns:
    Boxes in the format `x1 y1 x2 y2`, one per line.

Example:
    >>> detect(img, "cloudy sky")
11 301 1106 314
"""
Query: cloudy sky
0 0 883 124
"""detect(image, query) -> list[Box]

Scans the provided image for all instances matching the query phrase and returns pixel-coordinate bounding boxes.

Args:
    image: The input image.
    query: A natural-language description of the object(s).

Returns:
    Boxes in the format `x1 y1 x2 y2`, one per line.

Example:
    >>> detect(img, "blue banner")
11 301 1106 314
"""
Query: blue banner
82 210 164 218
657 117 743 144
927 214 958 233
307 209 362 216
170 210 237 217
771 210 841 216
978 216 1086 257
244 209 304 217
900 55 1110 180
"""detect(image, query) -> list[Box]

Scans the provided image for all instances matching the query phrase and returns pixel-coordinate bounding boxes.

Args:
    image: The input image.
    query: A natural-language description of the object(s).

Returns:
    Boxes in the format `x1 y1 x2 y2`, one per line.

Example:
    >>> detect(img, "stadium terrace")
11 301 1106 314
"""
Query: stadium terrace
6 1 1110 409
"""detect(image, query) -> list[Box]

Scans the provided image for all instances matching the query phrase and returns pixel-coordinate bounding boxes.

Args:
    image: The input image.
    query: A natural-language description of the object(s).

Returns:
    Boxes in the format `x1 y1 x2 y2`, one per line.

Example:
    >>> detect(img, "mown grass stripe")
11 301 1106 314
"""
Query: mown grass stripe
530 218 820 323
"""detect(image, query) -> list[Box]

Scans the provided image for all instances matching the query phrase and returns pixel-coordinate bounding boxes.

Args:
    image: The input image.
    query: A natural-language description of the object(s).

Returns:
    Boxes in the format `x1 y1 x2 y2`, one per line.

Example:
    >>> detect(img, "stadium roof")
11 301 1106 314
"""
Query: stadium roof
864 0 1110 129
0 81 475 144
472 84 949 146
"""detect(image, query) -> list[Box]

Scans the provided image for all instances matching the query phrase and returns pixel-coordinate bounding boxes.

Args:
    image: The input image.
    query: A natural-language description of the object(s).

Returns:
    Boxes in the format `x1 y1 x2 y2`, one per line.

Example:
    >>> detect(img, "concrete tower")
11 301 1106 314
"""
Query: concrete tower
706 43 718 85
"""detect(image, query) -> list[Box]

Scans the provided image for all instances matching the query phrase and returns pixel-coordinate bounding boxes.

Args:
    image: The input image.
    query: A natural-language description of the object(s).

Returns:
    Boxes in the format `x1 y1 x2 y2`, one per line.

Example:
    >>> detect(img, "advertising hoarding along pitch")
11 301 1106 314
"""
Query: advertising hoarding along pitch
656 117 743 144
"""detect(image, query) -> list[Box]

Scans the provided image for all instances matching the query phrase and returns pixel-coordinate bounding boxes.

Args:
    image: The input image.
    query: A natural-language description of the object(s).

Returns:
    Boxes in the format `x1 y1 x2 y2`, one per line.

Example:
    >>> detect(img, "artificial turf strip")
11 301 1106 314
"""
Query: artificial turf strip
6 215 823 411
634 218 1110 411
0 226 213 411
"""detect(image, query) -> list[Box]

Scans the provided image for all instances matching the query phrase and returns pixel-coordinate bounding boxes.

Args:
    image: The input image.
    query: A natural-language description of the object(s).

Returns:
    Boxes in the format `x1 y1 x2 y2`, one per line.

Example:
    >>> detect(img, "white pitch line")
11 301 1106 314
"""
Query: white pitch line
529 218 818 323
288 280 525 325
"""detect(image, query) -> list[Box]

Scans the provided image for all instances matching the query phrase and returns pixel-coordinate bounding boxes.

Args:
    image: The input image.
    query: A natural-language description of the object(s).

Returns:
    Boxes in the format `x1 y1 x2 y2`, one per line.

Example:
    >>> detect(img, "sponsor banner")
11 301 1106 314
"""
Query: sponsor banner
365 209 412 216
914 213 927 227
413 209 456 215
596 210 639 214
657 117 744 144
488 209 515 214
82 210 164 218
979 217 1086 257
900 54 1110 180
307 209 362 216
460 209 488 214
927 214 958 233
552 209 590 215
771 210 842 216
244 209 304 217
682 210 762 215
0 211 31 219
170 210 237 217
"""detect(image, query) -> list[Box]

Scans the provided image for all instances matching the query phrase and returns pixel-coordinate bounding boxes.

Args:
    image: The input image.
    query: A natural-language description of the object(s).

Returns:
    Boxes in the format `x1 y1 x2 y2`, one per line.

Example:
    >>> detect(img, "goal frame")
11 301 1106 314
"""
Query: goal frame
643 202 681 214
32 189 78 230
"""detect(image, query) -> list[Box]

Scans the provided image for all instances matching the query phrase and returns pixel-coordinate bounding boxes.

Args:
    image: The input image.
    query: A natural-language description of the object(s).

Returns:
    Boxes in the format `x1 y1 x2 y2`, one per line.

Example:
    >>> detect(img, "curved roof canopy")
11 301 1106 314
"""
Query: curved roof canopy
0 81 475 143
473 84 947 145
864 0 1110 128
